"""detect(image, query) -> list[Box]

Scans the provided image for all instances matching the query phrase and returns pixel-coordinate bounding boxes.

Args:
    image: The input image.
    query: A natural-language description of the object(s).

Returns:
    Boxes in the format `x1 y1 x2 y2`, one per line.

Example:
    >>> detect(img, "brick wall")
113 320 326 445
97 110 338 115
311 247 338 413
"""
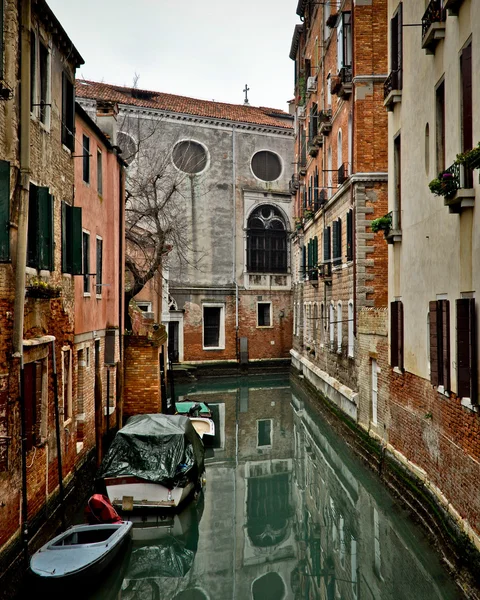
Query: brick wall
123 336 162 418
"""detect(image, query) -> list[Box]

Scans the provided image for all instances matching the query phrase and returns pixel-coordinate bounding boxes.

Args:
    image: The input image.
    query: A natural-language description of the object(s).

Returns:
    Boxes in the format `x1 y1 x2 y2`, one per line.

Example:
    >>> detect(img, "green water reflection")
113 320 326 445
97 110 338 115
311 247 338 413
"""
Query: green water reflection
36 374 466 599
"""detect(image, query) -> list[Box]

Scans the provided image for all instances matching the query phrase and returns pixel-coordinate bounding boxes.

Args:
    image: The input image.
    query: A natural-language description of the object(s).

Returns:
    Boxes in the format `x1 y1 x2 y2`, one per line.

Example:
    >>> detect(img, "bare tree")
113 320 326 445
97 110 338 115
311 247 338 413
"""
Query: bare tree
118 112 208 328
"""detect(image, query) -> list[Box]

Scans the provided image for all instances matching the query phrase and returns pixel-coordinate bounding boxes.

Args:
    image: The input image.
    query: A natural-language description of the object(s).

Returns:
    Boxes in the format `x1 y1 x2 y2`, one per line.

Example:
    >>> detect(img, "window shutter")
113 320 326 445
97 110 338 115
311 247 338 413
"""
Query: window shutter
397 3 403 89
441 300 451 391
323 226 331 261
61 201 69 272
0 160 10 261
37 187 53 271
457 298 477 402
332 221 338 262
72 207 83 275
461 44 472 153
27 185 38 267
337 12 344 72
314 236 318 266
346 209 353 261
429 300 439 386
302 245 306 279
391 300 404 369
337 218 342 264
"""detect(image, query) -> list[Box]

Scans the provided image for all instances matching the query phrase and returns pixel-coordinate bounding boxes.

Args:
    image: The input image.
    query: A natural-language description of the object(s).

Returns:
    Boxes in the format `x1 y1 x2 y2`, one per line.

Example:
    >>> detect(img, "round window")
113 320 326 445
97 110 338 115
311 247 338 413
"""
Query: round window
172 141 208 174
117 132 137 164
251 150 282 182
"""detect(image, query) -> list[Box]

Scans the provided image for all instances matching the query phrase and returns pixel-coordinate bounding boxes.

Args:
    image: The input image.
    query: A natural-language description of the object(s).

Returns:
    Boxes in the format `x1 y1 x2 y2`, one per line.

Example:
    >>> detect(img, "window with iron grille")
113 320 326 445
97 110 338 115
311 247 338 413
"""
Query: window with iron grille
172 140 207 174
346 209 353 261
251 151 282 182
247 205 287 273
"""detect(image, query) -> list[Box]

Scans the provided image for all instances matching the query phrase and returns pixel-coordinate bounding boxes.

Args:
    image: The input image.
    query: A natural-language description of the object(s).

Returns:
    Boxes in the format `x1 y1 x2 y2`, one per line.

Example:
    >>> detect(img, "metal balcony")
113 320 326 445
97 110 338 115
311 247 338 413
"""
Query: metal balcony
331 66 353 99
337 163 349 186
383 69 402 111
439 162 475 213
422 0 446 54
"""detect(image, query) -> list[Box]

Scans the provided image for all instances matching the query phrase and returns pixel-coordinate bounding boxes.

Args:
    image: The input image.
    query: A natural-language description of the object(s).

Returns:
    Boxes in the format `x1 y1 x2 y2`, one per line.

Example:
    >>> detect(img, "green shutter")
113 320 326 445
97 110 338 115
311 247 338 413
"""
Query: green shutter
27 184 38 267
72 206 82 275
37 187 53 270
0 160 10 261
61 201 68 272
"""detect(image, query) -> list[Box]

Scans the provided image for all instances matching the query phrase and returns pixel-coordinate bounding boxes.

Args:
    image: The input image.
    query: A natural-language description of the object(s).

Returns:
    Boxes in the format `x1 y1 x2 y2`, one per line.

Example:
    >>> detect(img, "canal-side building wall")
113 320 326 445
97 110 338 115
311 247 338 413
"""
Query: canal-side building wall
0 0 92 588
75 82 295 368
73 104 126 461
289 1 389 428
383 0 480 550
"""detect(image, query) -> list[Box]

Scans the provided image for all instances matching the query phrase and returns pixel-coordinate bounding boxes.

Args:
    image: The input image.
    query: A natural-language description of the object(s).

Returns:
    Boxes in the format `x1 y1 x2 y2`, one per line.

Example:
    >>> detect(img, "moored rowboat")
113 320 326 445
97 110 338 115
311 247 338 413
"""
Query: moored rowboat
30 521 132 582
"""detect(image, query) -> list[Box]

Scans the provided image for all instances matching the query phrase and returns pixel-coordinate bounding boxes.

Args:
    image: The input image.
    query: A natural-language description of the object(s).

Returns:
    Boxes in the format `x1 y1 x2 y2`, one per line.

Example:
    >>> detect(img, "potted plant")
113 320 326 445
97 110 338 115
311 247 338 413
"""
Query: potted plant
370 213 392 235
429 171 457 197
26 278 61 299
456 143 480 170
304 209 314 221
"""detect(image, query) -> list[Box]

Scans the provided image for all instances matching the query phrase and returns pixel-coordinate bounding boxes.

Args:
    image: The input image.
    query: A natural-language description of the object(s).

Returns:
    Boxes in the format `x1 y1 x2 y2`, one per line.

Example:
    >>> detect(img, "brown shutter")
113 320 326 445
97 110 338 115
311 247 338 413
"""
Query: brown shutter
398 301 404 370
457 298 477 402
391 301 399 367
441 300 450 391
429 301 439 386
461 43 472 153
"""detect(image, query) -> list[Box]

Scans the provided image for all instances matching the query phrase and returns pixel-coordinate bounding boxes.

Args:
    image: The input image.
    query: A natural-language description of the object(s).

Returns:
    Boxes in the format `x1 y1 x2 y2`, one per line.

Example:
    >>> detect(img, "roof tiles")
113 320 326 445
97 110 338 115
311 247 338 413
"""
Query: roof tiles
76 80 293 130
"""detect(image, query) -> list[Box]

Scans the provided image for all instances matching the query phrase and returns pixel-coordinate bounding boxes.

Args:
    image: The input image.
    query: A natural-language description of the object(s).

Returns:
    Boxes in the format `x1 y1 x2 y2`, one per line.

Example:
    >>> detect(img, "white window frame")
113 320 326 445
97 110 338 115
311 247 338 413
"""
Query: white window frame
329 303 335 350
62 347 72 424
95 235 103 298
257 301 272 328
257 418 273 448
348 300 354 357
97 148 103 195
202 303 225 350
31 32 51 130
371 358 378 425
337 301 342 352
337 129 343 170
82 229 90 296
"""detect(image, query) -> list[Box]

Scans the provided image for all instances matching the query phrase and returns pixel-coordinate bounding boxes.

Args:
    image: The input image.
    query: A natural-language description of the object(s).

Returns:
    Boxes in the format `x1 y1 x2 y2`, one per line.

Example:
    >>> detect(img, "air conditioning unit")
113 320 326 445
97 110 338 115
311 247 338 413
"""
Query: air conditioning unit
297 106 306 120
307 76 317 93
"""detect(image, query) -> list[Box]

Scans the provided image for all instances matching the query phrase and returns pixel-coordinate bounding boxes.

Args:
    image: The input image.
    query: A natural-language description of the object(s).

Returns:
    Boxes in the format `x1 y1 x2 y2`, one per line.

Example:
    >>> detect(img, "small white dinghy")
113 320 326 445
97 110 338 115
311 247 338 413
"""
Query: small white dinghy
30 521 132 582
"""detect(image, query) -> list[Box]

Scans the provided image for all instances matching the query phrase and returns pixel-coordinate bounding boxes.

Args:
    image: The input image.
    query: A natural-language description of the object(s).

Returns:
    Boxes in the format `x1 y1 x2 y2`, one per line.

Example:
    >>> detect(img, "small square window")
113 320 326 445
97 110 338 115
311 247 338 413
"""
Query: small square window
257 419 272 447
257 302 271 327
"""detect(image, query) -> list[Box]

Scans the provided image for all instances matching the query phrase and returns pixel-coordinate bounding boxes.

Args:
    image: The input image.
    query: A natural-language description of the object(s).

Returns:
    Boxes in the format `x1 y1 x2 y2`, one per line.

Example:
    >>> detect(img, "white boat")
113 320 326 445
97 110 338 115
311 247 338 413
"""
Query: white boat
30 521 132 583
104 475 196 509
175 400 215 439
189 416 215 439
98 414 205 511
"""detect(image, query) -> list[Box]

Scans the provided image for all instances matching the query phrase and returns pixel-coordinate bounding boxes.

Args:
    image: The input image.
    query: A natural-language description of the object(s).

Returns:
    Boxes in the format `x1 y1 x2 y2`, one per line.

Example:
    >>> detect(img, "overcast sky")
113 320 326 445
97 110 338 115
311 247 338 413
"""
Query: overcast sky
47 0 299 112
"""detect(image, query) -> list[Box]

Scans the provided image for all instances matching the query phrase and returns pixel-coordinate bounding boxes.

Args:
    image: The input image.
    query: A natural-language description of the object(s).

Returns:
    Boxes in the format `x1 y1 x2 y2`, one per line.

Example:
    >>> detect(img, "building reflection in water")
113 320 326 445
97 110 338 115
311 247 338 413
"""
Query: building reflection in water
78 375 460 600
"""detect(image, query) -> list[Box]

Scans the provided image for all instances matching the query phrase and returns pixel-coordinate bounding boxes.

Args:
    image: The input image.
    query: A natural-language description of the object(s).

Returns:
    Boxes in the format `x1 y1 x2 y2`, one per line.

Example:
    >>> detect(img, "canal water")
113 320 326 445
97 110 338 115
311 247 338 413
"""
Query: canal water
21 373 464 599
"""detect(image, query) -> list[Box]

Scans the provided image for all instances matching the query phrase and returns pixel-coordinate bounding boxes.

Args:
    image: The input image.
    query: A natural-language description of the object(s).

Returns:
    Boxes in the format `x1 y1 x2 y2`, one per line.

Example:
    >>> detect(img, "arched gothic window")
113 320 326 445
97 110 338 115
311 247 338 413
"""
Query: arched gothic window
247 205 287 273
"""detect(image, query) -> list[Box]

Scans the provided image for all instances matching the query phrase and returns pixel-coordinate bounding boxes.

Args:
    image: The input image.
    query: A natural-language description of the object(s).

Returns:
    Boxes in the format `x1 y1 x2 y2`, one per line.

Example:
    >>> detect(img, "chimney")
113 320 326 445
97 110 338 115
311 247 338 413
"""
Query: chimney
96 100 118 146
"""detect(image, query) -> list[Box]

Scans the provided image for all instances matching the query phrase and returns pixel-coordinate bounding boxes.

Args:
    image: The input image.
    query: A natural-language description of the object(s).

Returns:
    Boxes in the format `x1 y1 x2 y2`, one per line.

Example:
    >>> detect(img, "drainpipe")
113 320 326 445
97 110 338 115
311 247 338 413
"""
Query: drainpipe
52 340 66 530
13 0 31 356
351 5 357 336
16 0 32 566
232 126 239 359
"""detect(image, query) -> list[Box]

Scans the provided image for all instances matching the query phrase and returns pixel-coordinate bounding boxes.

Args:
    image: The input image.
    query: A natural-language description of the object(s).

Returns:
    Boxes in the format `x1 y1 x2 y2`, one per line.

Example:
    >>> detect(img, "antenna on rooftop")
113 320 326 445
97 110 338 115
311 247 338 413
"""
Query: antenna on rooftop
243 84 250 106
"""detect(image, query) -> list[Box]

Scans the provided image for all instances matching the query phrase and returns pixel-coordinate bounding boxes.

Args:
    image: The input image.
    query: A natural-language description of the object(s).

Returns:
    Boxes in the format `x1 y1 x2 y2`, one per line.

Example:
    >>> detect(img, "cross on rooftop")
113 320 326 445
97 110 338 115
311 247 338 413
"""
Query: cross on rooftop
243 84 250 105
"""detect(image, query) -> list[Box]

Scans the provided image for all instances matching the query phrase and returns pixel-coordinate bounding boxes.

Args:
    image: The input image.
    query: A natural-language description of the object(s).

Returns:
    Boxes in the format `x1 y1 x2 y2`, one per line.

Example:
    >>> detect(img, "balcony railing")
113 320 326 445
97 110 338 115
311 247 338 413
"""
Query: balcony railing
331 66 353 98
338 163 349 186
314 188 328 212
438 162 475 213
422 0 446 52
383 69 402 100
